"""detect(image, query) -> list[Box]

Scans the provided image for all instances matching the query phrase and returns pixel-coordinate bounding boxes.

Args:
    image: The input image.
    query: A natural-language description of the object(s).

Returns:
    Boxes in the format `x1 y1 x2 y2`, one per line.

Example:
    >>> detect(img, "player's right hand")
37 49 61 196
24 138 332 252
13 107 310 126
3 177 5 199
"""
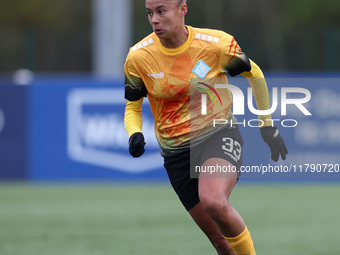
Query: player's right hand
128 132 146 158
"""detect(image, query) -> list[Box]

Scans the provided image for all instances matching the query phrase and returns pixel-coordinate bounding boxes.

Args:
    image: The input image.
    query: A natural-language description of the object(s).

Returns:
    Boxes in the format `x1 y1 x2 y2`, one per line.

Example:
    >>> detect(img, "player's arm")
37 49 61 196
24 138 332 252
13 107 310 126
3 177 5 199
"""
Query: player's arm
241 60 288 162
124 98 145 158
124 53 147 158
124 98 143 137
241 59 272 127
220 35 287 161
221 36 272 126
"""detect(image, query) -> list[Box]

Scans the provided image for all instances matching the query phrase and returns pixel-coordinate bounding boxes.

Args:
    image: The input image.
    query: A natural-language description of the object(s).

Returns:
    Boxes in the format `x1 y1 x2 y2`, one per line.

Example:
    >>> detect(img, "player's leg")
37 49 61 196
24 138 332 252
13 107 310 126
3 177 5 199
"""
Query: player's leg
199 158 256 255
163 150 236 255
188 202 236 255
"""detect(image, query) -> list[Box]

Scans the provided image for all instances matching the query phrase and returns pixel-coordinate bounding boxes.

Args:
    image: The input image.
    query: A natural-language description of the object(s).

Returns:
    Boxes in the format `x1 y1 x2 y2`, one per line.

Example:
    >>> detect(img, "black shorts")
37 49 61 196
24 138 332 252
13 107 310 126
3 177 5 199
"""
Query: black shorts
163 125 244 211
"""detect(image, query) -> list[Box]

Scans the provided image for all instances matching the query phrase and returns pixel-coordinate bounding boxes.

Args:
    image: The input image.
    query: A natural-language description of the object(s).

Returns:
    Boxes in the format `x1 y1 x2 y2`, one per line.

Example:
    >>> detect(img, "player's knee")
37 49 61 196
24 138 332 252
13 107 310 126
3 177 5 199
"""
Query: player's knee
200 195 229 220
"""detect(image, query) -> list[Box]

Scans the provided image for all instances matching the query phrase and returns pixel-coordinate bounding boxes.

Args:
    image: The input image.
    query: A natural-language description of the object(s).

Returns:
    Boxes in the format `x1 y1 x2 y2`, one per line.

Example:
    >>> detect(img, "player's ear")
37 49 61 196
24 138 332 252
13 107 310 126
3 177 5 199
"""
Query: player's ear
180 3 188 17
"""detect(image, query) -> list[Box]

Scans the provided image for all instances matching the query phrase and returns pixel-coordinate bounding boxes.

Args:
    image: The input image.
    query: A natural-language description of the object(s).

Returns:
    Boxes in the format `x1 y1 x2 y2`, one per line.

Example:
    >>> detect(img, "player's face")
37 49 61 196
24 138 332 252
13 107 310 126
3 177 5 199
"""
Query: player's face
145 0 187 41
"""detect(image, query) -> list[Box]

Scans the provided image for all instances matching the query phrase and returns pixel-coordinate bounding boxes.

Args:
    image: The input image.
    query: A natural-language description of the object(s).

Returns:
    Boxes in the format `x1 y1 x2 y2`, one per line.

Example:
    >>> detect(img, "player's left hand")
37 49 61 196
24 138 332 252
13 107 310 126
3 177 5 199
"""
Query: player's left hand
260 126 288 162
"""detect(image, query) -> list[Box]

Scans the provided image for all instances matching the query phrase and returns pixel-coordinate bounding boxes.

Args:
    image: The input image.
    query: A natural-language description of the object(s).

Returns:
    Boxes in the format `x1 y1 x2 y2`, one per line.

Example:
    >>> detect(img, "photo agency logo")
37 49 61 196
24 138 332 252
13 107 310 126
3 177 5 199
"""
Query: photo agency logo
193 80 312 128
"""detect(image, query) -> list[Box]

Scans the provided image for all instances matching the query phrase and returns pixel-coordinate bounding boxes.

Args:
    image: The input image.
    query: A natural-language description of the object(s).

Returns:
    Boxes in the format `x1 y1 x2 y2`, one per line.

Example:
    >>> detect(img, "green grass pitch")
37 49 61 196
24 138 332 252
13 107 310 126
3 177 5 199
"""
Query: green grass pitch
0 182 339 255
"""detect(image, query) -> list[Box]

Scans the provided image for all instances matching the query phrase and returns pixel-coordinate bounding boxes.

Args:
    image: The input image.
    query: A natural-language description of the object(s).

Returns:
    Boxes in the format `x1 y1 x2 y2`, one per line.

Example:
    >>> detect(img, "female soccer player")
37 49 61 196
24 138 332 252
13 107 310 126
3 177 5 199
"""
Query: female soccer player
124 0 288 254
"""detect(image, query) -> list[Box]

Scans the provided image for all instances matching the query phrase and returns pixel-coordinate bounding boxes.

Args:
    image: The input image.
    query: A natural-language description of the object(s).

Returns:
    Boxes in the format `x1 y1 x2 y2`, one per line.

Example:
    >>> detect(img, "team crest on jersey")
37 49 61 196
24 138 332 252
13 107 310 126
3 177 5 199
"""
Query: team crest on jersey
192 60 211 79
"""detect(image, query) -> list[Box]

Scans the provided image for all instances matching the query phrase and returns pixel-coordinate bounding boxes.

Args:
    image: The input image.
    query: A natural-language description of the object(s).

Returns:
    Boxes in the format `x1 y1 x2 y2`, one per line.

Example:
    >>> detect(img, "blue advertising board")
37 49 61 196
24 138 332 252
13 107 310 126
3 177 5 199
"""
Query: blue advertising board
1 74 339 182
28 79 166 181
0 85 28 179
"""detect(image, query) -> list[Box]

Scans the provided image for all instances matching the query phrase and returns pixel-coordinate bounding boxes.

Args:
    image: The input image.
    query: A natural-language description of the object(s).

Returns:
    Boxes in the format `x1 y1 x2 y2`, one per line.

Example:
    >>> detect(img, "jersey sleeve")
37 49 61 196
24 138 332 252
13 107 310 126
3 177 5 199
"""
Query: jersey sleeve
124 52 148 101
124 98 143 137
219 34 251 77
242 60 273 127
219 33 272 127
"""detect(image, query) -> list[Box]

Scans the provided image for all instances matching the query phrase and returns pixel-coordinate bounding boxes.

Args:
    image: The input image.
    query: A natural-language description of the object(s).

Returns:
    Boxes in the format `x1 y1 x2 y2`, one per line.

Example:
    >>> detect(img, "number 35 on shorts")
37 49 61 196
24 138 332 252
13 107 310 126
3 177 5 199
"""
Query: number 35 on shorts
221 137 242 162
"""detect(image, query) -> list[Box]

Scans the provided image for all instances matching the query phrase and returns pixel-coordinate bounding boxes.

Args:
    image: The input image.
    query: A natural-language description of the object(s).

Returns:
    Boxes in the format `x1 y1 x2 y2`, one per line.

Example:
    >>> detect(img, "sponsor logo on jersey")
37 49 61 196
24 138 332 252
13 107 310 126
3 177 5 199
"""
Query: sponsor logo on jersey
147 72 164 79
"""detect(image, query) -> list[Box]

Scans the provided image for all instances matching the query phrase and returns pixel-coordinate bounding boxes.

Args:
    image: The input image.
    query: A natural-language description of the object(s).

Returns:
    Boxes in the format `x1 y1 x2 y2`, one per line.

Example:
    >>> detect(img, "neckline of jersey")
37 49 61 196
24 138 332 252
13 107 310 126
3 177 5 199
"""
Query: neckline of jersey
154 26 193 56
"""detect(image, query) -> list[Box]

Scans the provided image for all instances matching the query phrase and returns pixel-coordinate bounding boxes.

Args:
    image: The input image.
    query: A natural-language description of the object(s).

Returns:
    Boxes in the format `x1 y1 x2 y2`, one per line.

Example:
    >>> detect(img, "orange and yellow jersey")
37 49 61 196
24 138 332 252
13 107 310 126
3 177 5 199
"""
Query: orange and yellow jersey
124 26 270 151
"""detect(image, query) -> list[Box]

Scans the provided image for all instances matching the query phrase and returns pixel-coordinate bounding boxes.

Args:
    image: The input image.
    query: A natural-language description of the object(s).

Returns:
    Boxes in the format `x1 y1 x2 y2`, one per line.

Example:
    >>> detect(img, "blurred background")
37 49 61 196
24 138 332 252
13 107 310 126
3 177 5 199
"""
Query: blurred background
0 1 339 255
1 0 340 74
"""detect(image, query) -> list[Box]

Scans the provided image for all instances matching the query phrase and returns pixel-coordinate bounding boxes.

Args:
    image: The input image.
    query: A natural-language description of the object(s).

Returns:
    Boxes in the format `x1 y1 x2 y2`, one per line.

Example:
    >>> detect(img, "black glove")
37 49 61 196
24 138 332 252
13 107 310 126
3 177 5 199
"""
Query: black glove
128 132 145 158
260 126 288 162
